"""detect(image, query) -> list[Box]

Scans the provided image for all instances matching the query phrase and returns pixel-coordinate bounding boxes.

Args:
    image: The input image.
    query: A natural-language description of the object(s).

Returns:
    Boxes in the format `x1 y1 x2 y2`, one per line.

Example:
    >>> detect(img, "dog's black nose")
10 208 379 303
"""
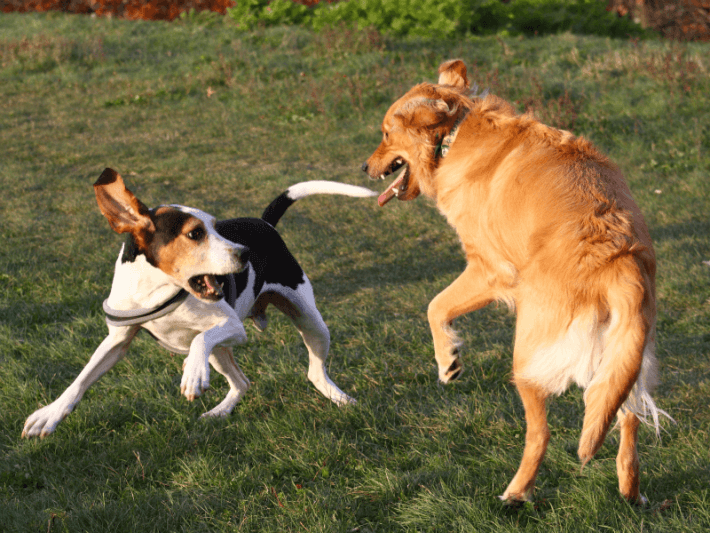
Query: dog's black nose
361 161 369 173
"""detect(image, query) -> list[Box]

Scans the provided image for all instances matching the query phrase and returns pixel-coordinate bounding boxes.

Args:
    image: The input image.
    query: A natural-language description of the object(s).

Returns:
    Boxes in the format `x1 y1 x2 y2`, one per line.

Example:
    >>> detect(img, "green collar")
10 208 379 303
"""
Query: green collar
435 109 470 159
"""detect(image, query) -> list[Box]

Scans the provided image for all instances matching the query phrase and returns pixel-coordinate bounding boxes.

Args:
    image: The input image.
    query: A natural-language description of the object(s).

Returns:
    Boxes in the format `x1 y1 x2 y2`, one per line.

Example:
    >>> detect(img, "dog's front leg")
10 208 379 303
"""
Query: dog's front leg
200 346 251 418
22 325 139 438
427 264 497 383
180 318 247 401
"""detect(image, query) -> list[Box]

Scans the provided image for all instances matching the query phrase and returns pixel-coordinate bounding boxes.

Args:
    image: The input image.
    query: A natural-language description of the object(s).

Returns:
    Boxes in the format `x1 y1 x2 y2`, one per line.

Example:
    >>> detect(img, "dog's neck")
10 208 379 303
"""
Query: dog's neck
435 109 470 159
105 243 186 312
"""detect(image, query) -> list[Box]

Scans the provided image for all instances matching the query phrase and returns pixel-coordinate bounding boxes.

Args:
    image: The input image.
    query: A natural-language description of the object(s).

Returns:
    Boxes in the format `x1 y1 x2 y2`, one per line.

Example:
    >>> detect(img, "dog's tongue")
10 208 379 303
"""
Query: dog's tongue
203 274 223 298
378 174 405 207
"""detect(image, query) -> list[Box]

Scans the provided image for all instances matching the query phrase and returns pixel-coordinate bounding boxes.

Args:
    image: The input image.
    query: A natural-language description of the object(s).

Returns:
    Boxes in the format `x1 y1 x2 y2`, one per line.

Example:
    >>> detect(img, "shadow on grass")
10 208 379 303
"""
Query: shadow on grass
0 297 104 329
652 220 710 248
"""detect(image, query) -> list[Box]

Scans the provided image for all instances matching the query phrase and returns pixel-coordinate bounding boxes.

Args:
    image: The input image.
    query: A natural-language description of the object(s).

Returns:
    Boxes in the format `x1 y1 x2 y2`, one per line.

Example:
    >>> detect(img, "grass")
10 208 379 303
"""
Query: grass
1 12 709 533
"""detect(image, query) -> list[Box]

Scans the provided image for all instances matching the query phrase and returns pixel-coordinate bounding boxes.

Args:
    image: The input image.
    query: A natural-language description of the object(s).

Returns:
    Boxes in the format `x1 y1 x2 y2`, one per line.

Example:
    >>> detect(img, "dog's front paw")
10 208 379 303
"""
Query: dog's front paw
438 357 463 384
499 488 532 506
180 356 210 401
22 403 71 438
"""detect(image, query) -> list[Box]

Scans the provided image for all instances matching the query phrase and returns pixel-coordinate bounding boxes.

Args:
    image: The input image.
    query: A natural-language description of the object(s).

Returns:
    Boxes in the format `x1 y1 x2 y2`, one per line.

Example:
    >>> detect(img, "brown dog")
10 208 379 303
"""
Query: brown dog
362 59 668 503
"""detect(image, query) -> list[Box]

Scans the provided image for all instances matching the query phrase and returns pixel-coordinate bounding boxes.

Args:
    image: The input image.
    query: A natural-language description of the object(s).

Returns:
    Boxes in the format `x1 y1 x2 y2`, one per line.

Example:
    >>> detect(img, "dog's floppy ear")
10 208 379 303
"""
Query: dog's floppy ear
395 97 457 129
94 168 155 236
438 59 469 89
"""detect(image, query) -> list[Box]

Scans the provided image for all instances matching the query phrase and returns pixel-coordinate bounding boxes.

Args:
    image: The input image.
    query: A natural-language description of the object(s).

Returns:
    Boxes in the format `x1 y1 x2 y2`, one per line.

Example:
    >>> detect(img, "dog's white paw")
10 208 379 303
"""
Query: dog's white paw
308 368 355 406
199 407 230 419
199 389 247 419
22 403 70 438
180 356 210 401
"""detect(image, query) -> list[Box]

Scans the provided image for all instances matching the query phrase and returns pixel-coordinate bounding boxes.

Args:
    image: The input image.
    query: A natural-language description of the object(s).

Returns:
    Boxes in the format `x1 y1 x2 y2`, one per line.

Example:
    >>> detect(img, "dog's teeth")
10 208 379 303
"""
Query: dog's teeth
393 188 399 196
379 174 385 180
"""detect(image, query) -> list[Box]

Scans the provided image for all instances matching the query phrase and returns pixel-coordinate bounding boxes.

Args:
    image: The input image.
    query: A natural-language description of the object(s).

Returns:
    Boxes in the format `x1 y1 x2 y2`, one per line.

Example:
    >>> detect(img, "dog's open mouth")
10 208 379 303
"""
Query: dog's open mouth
377 158 408 207
188 274 224 301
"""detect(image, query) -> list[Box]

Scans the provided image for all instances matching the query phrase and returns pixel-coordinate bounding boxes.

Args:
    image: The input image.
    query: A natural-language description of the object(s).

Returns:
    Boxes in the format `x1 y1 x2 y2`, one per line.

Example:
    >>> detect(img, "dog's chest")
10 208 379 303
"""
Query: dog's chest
142 297 241 354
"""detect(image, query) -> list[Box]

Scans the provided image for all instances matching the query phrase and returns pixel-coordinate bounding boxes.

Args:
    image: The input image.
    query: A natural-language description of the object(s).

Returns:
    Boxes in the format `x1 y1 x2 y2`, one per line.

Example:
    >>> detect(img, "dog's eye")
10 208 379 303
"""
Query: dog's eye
186 228 205 241
383 132 389 141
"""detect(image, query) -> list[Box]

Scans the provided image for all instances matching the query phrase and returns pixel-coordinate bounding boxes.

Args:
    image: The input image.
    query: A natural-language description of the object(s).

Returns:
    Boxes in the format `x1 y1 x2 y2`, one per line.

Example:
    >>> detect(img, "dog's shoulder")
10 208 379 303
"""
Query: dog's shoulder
215 217 305 292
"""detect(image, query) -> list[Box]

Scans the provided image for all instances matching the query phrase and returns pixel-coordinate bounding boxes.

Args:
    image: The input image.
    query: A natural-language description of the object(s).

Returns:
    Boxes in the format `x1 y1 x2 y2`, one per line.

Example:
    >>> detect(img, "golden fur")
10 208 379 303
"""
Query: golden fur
363 59 666 503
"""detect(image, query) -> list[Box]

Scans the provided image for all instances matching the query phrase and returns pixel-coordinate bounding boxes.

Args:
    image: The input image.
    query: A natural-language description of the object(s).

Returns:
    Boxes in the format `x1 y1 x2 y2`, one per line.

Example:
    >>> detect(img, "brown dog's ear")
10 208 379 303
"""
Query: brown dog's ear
395 97 456 129
94 168 154 236
438 59 469 89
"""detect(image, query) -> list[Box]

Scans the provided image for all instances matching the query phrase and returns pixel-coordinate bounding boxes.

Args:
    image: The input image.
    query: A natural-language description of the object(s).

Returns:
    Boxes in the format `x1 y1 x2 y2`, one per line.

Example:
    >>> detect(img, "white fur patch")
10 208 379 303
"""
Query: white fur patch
518 312 607 396
519 312 671 436
619 343 673 436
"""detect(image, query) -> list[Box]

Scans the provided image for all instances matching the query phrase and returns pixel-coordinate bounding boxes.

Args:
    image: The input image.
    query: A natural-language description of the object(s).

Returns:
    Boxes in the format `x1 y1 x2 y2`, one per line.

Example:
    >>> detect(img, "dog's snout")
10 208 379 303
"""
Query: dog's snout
361 161 369 173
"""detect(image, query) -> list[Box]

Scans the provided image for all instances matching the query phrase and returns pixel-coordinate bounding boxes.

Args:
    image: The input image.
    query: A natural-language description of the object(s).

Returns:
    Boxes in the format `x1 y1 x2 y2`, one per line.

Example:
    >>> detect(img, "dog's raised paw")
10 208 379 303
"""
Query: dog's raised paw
180 358 210 401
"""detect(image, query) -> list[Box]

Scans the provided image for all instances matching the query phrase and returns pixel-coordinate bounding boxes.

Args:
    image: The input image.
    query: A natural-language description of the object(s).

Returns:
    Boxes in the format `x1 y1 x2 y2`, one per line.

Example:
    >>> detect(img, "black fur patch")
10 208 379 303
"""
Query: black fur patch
150 208 193 249
261 192 295 227
120 208 195 267
216 218 305 298
120 234 140 263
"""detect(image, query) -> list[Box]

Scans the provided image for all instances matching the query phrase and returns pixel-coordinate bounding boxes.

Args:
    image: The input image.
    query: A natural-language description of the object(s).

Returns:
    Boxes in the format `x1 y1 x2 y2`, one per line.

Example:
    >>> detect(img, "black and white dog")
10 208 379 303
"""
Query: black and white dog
23 168 375 438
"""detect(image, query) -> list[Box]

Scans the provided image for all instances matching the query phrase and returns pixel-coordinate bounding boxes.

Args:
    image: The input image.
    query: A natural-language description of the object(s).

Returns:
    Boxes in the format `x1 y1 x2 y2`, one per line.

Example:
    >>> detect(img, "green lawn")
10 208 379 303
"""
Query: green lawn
1 12 709 532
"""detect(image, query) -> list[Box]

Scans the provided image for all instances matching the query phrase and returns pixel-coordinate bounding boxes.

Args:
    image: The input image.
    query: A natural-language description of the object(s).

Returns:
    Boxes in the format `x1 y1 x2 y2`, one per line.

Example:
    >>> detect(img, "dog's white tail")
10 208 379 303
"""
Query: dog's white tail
261 181 377 226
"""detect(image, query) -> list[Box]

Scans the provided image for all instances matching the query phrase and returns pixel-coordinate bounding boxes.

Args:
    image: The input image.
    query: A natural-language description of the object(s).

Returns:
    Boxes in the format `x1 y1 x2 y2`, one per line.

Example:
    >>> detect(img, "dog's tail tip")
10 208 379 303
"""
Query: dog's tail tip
261 181 376 226
623 390 675 439
286 180 377 200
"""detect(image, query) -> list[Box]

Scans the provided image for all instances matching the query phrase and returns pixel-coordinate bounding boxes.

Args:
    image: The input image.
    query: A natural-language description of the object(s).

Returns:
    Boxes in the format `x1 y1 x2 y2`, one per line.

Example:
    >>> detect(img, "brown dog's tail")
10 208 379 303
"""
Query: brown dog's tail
577 258 668 465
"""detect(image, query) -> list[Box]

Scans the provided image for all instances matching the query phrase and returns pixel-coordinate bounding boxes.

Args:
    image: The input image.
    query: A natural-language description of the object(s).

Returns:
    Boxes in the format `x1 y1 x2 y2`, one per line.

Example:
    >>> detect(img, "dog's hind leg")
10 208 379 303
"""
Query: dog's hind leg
427 263 498 383
262 283 354 405
200 346 250 418
500 380 550 502
616 410 643 503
